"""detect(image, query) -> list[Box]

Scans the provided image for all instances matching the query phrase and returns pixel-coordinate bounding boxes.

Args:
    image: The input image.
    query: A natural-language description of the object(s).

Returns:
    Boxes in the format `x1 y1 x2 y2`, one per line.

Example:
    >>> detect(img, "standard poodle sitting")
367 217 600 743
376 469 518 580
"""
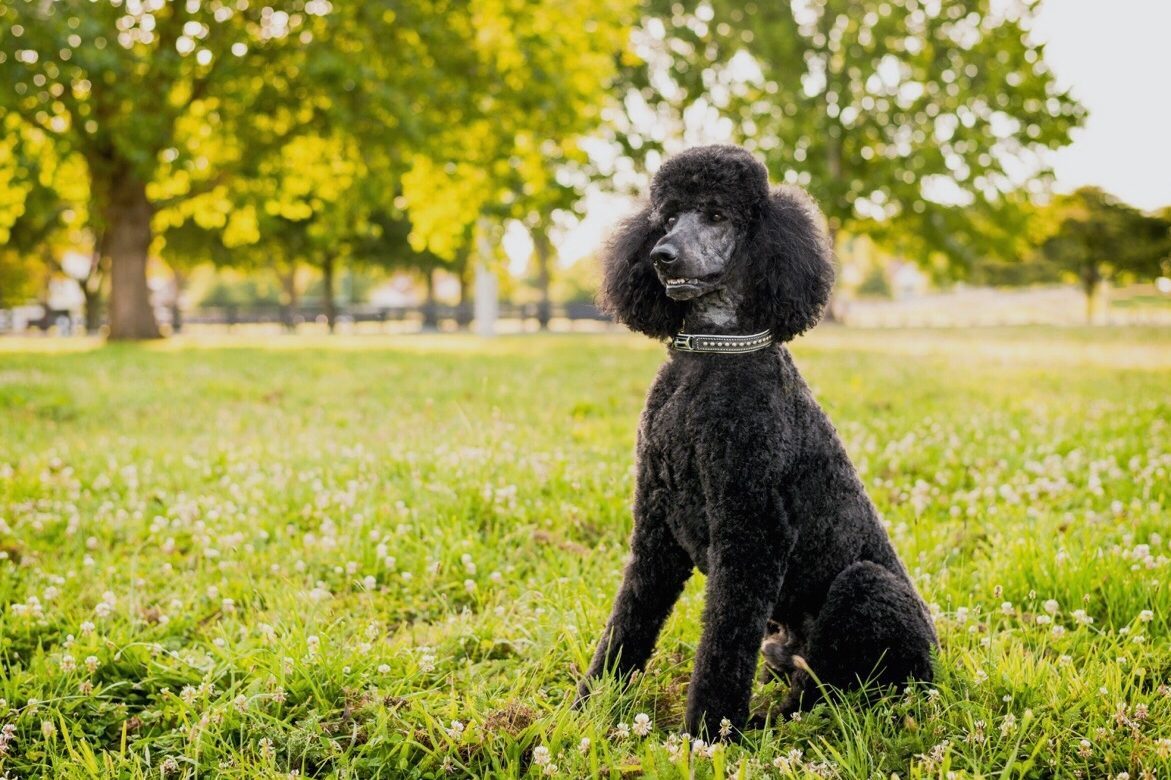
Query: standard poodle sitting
576 145 937 737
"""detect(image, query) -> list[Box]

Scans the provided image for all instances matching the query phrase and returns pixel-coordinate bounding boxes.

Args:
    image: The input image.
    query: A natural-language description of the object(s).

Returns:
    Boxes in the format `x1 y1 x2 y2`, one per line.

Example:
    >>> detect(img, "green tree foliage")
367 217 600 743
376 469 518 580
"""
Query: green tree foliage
1038 187 1171 322
400 1 637 264
0 0 529 339
625 0 1085 274
0 114 98 318
0 0 331 337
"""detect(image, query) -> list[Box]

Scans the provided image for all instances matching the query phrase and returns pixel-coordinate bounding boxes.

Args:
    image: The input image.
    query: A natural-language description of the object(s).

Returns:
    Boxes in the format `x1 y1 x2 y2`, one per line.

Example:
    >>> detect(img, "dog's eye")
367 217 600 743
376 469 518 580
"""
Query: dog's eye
709 211 725 223
664 215 677 228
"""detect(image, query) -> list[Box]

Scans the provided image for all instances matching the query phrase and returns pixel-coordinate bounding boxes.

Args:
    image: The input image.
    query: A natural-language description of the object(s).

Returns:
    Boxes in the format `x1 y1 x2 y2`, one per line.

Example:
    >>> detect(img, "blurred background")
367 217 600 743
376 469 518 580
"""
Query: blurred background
1 0 1169 339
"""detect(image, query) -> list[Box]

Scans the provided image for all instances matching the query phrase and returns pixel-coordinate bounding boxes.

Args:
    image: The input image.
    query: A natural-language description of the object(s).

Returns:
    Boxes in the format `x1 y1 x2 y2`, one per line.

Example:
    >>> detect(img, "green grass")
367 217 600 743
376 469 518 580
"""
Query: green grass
1 327 1169 778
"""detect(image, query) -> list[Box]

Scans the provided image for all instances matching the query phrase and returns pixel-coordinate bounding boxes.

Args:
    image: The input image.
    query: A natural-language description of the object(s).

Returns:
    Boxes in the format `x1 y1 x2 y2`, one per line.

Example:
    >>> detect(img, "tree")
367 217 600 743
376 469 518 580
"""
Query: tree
398 0 638 321
0 1 471 339
1038 188 1171 323
0 113 102 324
619 0 1085 289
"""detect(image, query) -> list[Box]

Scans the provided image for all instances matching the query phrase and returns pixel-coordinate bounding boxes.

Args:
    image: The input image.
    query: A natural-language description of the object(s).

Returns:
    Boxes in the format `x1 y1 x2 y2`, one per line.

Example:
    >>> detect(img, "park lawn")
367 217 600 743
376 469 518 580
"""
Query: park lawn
1 327 1169 779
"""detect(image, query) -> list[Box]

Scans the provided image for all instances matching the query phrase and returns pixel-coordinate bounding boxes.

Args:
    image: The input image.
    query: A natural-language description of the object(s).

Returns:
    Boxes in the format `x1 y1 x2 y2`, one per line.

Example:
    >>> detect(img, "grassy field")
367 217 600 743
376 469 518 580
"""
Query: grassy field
1 327 1169 778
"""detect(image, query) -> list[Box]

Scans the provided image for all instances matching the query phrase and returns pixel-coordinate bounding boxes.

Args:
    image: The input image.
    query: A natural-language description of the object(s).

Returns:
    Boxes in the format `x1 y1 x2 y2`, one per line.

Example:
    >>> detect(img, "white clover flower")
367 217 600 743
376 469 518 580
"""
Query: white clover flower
1077 739 1092 758
419 653 436 673
464 579 476 593
578 737 591 753
1043 599 1059 615
632 713 651 737
718 718 732 739
258 737 274 758
1000 602 1014 615
1035 614 1051 625
0 723 17 756
80 621 95 635
773 748 804 771
543 763 558 776
41 720 57 739
532 745 551 766
61 654 76 673
614 722 630 739
446 720 464 740
377 664 390 674
180 685 198 705
1139 609 1153 623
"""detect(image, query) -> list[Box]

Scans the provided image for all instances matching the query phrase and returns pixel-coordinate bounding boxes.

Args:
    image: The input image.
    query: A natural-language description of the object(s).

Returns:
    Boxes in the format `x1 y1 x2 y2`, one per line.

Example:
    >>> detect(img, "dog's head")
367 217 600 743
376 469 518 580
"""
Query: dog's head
598 145 835 341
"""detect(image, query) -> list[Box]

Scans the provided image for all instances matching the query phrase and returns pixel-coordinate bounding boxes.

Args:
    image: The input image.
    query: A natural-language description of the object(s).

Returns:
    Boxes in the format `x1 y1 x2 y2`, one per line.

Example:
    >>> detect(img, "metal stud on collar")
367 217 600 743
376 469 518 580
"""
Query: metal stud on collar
671 329 773 353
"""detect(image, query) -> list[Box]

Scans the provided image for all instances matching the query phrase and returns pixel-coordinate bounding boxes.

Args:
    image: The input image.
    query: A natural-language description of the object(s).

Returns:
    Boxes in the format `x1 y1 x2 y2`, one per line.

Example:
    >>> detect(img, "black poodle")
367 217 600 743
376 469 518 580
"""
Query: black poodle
577 145 936 737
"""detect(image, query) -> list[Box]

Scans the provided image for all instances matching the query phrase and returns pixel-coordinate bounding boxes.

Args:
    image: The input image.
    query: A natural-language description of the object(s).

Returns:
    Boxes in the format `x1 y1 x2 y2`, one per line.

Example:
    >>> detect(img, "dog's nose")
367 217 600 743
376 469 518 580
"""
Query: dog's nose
651 243 678 267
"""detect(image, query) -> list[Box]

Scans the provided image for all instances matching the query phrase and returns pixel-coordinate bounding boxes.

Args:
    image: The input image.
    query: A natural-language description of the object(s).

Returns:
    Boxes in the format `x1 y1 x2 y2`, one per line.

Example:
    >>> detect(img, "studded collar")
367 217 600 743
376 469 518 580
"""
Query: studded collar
670 329 774 354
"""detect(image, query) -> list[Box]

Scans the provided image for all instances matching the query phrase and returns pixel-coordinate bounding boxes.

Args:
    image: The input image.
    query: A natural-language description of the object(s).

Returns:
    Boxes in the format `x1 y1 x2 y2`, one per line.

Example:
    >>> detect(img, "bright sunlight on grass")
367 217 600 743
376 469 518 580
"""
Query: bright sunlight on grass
1 328 1169 778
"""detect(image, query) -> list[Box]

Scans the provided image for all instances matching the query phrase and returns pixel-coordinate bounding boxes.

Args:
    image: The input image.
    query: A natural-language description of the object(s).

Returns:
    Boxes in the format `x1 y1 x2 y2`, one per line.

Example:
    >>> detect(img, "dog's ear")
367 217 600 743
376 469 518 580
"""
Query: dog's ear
749 186 835 341
598 206 686 340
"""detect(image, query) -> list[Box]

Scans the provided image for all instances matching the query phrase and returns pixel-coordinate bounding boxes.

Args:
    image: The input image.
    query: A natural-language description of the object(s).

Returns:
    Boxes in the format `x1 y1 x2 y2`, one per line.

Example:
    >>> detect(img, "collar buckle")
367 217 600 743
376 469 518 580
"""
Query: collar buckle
673 333 695 351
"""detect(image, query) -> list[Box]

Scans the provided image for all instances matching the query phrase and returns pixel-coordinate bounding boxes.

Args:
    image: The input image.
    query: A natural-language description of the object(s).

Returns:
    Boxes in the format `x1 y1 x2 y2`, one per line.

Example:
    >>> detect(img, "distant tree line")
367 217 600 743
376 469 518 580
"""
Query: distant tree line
1 0 1168 337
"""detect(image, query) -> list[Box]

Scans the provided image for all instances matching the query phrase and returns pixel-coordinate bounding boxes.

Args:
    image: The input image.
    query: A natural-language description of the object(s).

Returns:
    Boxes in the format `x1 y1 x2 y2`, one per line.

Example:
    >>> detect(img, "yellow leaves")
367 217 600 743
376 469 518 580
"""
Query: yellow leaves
223 204 260 247
254 134 364 228
265 199 313 221
401 155 491 259
0 137 34 244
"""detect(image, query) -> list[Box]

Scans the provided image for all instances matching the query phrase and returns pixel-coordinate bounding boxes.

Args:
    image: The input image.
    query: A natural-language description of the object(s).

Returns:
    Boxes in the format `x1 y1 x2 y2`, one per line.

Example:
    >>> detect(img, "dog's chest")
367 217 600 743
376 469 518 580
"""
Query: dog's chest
641 381 718 572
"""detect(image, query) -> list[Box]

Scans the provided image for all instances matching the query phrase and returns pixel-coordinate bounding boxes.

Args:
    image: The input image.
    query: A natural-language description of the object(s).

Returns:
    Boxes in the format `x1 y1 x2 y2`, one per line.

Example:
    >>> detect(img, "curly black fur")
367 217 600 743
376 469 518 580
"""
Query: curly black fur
580 145 936 737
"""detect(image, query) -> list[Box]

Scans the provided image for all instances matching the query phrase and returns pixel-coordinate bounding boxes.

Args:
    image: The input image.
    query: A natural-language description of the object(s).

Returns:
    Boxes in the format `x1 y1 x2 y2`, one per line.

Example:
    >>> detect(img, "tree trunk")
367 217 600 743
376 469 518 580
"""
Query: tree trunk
83 283 103 334
170 268 186 334
82 244 105 334
823 223 845 323
280 262 299 331
1082 264 1100 325
533 228 553 330
322 255 337 333
823 125 845 325
105 169 160 340
421 268 439 331
456 268 473 329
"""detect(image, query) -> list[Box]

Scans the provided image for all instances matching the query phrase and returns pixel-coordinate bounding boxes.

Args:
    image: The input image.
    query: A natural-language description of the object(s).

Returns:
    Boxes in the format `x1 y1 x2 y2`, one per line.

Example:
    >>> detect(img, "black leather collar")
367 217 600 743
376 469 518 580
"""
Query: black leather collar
671 329 773 353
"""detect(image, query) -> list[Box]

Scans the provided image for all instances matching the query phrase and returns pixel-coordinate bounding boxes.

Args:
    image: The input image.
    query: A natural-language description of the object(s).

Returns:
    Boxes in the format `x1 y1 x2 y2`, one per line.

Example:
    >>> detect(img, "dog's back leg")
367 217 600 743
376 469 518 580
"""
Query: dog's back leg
780 561 936 714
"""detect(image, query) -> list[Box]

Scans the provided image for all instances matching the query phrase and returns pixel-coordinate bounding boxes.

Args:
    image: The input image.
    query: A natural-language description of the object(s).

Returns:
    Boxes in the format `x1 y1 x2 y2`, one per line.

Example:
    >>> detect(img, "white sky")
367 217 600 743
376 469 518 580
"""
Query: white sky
1035 0 1171 212
506 0 1171 273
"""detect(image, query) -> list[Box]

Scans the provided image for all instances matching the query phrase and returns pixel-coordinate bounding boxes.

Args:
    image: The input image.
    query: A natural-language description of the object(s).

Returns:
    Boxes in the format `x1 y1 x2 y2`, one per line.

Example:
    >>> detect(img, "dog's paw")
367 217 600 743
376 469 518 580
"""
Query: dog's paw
761 633 801 679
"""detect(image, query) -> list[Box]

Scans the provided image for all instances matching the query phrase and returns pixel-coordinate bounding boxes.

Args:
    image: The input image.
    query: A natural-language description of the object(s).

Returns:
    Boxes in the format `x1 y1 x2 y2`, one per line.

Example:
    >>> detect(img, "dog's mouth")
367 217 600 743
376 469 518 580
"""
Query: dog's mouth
661 273 721 300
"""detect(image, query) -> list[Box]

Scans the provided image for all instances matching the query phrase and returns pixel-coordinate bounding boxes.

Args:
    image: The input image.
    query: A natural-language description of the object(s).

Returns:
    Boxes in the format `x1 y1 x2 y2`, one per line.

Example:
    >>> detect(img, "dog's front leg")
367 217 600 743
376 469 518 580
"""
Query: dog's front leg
577 477 693 703
685 524 784 737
